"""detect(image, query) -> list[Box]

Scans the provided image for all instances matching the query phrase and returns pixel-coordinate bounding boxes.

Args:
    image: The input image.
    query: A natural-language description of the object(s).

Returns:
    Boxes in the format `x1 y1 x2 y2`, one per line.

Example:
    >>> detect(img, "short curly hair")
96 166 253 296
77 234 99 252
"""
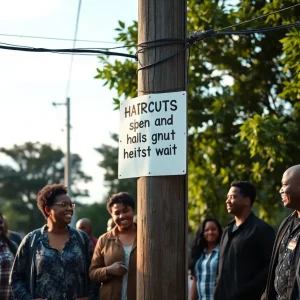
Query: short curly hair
37 183 68 219
106 192 135 213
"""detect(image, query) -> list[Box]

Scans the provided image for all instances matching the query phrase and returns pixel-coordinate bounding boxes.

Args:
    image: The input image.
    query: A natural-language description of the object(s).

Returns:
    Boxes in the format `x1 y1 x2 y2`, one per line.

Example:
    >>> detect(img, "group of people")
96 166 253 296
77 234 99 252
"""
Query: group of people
1 164 300 300
189 181 275 300
0 184 137 300
189 165 300 300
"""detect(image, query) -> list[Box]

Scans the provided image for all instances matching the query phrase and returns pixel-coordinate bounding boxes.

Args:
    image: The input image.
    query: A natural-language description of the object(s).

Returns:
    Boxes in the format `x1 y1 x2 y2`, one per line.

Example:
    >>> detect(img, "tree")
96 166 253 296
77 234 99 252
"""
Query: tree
95 133 137 201
0 142 92 232
0 196 30 234
94 1 300 229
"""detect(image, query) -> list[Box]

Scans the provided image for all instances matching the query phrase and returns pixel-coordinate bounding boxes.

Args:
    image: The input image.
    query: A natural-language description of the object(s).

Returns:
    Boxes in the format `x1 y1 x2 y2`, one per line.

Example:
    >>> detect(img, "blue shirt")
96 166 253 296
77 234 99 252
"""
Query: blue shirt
10 225 93 300
195 245 219 300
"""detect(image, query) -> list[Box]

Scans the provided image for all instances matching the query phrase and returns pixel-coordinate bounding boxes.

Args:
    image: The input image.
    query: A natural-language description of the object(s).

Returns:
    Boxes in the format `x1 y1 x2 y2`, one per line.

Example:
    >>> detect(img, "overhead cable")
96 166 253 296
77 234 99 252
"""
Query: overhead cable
0 33 124 45
66 0 82 97
219 2 300 32
0 3 299 71
0 44 137 59
189 22 300 41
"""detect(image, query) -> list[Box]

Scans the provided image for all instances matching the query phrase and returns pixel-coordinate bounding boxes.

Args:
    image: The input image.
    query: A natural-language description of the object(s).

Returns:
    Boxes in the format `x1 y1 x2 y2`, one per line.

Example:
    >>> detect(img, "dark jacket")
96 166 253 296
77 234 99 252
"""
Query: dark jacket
262 212 300 300
5 236 18 256
214 212 275 300
8 231 22 246
10 225 92 300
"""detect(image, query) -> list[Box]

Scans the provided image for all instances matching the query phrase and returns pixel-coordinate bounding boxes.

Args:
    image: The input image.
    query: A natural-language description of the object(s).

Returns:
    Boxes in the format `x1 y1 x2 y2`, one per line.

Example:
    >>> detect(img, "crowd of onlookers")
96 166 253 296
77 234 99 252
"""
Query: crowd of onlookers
1 164 300 300
189 165 300 300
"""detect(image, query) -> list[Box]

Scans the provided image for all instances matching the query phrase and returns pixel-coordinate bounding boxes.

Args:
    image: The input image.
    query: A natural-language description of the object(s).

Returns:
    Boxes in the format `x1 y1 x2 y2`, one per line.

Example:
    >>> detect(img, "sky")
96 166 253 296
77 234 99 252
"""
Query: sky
0 0 138 203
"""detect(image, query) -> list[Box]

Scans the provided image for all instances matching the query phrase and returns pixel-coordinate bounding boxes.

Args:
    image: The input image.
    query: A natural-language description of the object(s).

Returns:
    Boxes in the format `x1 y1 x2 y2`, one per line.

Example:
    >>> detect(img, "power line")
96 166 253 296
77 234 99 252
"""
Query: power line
218 22 300 35
0 33 123 45
0 3 299 64
1 19 299 60
0 43 137 58
66 0 82 97
219 2 300 32
1 2 298 50
62 0 83 229
139 20 300 73
189 22 300 41
0 20 298 64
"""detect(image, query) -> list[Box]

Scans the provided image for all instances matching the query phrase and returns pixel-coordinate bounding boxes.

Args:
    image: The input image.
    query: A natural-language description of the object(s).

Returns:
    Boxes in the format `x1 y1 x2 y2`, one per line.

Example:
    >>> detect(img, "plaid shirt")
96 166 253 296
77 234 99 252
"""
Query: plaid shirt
195 245 219 300
0 239 14 300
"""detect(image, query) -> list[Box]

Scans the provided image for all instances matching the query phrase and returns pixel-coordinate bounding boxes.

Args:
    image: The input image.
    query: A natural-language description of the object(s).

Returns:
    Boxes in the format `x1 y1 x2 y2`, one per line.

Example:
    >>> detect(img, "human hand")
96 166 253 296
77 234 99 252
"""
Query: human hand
106 261 127 276
76 298 88 300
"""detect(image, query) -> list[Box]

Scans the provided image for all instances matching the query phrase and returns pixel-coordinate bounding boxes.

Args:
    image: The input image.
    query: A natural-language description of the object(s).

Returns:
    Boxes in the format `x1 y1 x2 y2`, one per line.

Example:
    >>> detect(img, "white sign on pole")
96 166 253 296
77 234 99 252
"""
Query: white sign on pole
118 91 187 179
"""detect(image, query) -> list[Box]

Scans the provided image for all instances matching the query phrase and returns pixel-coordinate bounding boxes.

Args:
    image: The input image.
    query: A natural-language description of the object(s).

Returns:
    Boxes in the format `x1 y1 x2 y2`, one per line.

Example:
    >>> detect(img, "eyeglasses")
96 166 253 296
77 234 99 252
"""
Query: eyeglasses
52 202 76 210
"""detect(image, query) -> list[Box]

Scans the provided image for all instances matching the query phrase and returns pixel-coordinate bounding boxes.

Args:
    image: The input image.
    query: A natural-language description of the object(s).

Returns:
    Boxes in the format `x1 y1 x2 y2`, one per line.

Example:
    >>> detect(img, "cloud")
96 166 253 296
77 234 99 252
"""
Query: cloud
0 0 62 21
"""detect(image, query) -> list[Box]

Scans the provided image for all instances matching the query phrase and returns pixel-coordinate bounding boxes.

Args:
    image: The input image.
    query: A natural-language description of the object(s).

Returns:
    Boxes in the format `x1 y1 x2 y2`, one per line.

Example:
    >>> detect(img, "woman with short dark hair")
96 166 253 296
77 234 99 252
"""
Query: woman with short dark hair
10 183 93 300
89 192 137 300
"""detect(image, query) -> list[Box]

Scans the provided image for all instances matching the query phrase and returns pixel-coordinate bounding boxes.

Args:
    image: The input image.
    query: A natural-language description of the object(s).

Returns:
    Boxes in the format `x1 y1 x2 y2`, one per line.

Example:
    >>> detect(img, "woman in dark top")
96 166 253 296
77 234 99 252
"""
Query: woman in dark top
10 184 93 300
189 218 223 300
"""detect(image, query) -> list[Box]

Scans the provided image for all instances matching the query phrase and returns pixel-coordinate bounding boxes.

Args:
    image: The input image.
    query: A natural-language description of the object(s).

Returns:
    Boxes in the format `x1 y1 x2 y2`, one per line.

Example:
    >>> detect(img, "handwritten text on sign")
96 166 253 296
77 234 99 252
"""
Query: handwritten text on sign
118 91 187 179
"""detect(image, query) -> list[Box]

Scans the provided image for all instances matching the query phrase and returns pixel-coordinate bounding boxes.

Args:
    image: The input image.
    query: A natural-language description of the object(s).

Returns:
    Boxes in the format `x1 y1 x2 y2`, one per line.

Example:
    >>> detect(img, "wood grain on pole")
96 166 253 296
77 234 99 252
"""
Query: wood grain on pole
137 0 187 299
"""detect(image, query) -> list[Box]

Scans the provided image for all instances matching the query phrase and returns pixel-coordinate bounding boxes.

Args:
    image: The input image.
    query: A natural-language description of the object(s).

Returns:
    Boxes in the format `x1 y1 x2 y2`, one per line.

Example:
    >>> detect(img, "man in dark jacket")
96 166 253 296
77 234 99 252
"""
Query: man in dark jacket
214 181 275 300
262 165 300 300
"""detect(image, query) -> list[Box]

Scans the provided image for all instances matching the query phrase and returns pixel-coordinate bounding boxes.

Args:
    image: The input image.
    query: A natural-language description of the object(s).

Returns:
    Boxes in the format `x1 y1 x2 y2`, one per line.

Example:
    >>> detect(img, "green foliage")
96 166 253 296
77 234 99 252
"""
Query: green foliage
0 142 92 232
94 0 300 229
0 196 30 233
95 134 137 202
94 21 138 109
280 29 300 104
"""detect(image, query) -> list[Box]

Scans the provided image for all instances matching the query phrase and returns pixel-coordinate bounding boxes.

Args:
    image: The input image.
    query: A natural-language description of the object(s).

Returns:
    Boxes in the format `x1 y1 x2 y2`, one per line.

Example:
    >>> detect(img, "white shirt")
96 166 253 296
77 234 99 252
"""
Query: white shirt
121 245 132 300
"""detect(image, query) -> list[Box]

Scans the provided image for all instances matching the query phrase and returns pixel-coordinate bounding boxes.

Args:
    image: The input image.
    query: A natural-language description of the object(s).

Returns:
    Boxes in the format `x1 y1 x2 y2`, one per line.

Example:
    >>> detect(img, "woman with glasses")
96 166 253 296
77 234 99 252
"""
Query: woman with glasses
10 183 93 300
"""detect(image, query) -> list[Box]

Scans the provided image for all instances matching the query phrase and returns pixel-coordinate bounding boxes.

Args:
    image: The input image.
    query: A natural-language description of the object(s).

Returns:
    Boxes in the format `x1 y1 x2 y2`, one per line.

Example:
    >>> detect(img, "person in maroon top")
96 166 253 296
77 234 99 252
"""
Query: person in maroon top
76 218 98 247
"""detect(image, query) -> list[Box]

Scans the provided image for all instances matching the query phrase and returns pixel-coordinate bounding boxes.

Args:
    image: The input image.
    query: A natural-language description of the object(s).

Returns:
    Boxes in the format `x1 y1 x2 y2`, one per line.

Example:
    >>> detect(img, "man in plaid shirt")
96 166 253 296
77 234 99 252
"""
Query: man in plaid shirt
0 213 17 300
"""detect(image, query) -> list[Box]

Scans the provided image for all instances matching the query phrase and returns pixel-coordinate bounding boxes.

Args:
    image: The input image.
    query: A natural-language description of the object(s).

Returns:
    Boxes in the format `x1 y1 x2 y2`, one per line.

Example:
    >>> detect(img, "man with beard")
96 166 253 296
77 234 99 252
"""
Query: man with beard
262 165 300 299
214 181 275 300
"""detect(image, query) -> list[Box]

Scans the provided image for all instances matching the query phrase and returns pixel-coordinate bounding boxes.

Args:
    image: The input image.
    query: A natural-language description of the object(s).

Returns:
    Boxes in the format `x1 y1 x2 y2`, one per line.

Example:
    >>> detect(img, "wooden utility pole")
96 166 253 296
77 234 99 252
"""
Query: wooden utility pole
137 0 188 299
53 97 75 227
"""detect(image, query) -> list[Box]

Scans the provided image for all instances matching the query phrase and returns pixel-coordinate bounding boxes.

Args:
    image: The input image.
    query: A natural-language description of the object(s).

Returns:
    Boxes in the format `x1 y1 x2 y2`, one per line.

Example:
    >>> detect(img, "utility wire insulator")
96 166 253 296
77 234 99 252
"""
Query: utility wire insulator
189 29 216 41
